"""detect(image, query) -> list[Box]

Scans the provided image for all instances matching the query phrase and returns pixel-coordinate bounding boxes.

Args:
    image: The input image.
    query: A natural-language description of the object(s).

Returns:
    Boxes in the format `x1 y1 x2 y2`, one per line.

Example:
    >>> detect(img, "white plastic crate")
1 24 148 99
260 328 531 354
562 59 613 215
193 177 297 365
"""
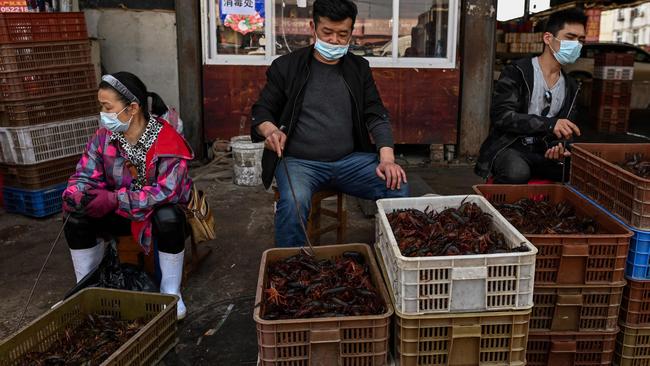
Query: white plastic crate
375 195 537 316
594 66 634 80
0 115 98 164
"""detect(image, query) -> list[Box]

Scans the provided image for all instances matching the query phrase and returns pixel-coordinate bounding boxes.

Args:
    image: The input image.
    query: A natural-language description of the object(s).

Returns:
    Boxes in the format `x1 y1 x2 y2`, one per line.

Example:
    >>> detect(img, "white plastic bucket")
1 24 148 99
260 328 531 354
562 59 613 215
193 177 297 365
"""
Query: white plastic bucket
230 135 264 186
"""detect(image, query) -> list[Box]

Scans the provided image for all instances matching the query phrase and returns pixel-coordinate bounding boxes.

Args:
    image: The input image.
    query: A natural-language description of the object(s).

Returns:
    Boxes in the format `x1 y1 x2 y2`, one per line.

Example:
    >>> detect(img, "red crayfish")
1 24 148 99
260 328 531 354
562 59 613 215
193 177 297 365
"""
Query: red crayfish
387 201 529 257
495 198 600 234
621 153 650 178
261 251 386 320
16 314 144 365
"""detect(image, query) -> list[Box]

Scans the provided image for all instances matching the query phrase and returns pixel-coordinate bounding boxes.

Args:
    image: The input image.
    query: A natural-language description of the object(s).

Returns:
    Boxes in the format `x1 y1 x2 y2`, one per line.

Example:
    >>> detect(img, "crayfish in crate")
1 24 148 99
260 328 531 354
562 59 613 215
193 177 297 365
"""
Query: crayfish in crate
16 314 145 365
494 198 600 234
387 201 529 257
260 250 386 320
620 153 650 178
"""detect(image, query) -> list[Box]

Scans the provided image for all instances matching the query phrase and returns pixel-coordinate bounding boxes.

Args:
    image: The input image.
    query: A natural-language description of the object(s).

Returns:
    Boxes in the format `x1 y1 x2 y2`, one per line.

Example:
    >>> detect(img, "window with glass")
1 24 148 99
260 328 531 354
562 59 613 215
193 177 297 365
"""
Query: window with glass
214 0 267 55
203 0 459 68
405 0 450 58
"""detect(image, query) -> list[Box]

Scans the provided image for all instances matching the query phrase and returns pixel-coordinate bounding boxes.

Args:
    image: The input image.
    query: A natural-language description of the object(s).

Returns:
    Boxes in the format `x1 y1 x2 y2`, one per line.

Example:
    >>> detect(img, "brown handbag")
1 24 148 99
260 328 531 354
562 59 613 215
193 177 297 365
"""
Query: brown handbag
185 186 216 243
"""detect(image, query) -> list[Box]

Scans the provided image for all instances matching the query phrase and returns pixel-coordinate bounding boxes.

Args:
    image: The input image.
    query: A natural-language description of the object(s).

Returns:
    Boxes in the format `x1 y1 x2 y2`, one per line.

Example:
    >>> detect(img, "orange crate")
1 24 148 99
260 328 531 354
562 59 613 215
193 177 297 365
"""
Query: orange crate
0 64 96 101
395 309 531 366
254 244 393 365
592 80 633 96
595 53 634 67
0 90 98 127
0 155 79 190
0 288 178 366
530 284 624 332
615 322 650 366
592 93 631 109
527 330 618 366
0 12 87 43
592 106 630 134
571 143 650 230
592 106 631 122
473 184 632 285
619 279 650 327
595 117 629 135
0 41 91 73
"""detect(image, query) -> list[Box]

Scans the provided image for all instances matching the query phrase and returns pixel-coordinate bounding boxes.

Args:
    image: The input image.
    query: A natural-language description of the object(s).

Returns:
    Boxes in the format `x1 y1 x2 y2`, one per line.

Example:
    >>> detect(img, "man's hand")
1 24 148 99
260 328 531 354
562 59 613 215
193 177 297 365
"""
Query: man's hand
545 143 571 161
553 119 581 139
257 121 286 157
376 147 407 190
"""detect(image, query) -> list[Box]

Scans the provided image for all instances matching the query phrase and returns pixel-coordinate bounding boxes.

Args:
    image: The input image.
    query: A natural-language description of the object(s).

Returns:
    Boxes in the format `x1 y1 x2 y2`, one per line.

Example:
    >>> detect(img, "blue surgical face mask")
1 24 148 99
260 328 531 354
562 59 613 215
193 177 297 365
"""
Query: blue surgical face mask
550 37 582 65
100 106 132 133
314 36 349 61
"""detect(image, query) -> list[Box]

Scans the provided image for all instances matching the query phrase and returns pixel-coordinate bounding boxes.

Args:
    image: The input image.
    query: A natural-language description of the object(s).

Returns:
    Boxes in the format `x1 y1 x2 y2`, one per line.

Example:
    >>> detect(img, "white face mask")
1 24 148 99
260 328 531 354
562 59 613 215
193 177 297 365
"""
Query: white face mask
100 106 132 133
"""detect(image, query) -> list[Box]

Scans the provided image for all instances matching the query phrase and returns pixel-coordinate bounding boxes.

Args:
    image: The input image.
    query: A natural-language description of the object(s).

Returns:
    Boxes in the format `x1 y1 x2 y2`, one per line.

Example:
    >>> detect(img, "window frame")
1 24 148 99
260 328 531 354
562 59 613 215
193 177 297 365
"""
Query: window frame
201 0 460 68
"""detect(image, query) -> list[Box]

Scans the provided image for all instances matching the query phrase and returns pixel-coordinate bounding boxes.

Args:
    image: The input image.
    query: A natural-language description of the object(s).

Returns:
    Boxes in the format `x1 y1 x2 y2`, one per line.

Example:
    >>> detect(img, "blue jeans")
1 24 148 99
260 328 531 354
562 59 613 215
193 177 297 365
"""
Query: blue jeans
275 152 409 247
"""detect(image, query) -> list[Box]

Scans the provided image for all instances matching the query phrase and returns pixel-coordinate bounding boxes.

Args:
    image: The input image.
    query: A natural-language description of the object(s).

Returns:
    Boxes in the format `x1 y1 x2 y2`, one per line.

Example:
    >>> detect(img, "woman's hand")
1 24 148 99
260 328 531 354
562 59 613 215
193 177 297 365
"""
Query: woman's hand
84 189 118 218
63 190 96 213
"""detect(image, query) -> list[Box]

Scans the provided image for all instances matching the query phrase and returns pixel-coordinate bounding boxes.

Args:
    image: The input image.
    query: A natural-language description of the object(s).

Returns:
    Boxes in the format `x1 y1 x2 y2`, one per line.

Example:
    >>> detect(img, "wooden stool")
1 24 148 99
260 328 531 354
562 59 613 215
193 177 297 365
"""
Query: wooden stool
274 188 347 244
116 234 211 283
116 235 157 276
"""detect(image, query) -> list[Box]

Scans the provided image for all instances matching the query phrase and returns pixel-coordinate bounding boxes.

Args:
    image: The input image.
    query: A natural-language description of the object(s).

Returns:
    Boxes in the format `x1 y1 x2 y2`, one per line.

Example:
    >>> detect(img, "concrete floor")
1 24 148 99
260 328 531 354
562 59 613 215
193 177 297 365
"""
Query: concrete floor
0 163 482 365
3 105 647 363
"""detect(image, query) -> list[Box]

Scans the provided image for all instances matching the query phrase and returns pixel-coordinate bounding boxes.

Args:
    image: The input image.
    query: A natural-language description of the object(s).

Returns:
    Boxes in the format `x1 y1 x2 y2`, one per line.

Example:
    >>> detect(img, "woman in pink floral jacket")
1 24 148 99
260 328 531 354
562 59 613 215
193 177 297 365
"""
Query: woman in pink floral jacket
63 72 193 319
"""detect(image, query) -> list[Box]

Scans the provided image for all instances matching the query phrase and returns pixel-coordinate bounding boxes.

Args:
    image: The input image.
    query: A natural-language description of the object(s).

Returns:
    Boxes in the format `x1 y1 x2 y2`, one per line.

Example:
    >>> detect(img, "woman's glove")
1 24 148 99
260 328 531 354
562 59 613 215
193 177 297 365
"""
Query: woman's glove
84 189 118 218
63 190 96 214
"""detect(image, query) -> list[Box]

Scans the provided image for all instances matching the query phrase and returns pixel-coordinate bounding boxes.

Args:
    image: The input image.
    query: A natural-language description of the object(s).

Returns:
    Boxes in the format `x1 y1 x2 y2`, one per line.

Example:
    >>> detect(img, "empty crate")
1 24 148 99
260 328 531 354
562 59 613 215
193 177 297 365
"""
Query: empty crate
395 308 531 366
0 64 96 101
614 322 650 366
620 279 650 327
530 284 624 332
527 330 618 366
0 115 98 165
0 155 79 189
571 143 650 230
0 40 91 73
0 12 87 43
2 183 66 217
0 91 98 127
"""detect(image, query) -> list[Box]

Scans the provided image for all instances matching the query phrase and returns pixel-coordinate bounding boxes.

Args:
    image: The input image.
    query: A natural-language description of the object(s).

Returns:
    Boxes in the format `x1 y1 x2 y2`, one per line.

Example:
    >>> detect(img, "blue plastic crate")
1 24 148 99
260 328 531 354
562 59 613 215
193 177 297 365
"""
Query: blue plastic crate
2 183 66 218
569 186 650 280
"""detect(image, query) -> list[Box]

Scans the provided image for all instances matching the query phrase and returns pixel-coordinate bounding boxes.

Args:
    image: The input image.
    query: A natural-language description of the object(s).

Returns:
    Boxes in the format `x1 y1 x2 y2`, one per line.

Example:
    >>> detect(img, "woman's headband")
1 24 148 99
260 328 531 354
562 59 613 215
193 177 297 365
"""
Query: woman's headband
101 74 140 104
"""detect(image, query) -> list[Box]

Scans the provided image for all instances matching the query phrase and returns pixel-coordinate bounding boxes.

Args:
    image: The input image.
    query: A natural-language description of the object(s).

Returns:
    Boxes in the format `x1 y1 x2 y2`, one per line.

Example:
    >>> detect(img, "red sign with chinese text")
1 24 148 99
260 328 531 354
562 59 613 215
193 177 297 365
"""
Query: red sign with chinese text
0 0 28 12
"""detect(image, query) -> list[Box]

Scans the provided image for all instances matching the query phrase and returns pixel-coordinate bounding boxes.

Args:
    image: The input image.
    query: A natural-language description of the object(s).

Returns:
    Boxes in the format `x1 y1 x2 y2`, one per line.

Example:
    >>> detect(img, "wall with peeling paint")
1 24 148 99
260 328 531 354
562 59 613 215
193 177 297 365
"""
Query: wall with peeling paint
83 8 180 112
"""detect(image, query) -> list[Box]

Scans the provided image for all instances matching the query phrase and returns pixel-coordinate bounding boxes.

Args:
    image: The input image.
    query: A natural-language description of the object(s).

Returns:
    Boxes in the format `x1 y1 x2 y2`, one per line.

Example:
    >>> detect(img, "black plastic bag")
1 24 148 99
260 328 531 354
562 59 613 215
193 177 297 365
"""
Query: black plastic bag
65 242 158 299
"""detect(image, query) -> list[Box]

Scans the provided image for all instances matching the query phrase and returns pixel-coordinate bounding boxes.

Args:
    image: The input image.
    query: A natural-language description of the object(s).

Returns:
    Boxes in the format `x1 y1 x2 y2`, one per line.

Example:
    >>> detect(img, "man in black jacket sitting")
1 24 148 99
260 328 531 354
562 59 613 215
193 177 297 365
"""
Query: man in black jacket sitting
475 9 587 183
251 0 408 247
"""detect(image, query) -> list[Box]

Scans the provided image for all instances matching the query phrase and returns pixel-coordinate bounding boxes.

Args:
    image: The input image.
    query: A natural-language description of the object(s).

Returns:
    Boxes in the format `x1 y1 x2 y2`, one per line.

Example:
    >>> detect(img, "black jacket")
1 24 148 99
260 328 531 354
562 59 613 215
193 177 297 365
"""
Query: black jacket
475 57 580 178
251 45 390 189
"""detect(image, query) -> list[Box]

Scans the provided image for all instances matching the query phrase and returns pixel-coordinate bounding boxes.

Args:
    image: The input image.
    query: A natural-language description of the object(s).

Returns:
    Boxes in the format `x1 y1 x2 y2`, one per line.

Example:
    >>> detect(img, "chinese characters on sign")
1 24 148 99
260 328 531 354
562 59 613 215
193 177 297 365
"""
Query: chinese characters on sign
0 0 28 12
221 0 256 15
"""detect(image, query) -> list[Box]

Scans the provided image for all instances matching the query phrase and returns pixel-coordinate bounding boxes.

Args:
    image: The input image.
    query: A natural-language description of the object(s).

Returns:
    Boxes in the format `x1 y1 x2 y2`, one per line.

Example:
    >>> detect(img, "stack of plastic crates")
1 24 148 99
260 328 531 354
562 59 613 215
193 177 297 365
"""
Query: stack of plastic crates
568 143 650 365
590 53 634 134
0 12 98 217
375 195 537 365
473 184 633 366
